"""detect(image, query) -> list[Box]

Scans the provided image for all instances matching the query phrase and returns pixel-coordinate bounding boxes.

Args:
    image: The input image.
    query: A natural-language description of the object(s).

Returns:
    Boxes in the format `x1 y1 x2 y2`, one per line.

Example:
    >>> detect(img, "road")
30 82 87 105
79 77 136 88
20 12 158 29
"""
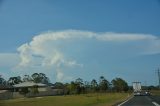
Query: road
118 96 160 106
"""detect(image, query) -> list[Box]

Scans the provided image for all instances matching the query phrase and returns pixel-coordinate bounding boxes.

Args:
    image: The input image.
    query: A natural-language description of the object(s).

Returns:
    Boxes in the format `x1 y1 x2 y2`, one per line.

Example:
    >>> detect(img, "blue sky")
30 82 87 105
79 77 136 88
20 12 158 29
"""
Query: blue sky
0 0 160 85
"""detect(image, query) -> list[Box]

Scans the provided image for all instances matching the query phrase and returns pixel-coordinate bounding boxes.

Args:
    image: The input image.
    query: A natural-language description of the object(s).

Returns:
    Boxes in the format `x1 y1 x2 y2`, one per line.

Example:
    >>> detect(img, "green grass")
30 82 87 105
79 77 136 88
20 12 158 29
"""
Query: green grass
0 93 130 106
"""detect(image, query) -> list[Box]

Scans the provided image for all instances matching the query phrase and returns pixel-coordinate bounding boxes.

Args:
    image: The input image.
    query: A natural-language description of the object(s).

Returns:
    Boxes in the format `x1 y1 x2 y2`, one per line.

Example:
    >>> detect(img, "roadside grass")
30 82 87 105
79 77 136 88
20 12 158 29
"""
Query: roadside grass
150 90 160 96
0 93 129 106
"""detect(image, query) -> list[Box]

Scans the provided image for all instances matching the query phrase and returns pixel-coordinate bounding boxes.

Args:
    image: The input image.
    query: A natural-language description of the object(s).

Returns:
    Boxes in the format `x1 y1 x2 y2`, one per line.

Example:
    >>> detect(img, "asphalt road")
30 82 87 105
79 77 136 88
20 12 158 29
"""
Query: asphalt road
118 96 160 106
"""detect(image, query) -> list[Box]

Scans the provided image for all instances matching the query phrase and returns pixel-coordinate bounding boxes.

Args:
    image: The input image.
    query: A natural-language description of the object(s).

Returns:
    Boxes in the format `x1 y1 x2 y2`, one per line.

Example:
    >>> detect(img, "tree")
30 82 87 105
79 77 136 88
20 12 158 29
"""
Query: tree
65 81 77 94
69 81 77 94
75 78 84 94
31 73 50 84
54 82 64 89
91 79 98 92
39 73 50 84
84 81 90 93
111 78 129 92
8 76 22 85
31 73 41 83
75 78 84 87
23 75 32 82
66 78 85 94
63 83 70 95
99 76 109 92
0 76 6 85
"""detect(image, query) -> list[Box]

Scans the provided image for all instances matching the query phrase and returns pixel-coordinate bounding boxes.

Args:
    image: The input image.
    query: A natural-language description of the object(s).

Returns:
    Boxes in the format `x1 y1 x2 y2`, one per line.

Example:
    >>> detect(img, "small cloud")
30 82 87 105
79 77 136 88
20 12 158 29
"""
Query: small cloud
65 60 83 67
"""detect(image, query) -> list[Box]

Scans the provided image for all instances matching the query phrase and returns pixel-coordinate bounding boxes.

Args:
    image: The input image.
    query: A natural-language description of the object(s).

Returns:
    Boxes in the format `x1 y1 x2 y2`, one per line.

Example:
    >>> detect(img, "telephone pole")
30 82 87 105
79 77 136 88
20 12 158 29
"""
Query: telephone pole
157 68 160 89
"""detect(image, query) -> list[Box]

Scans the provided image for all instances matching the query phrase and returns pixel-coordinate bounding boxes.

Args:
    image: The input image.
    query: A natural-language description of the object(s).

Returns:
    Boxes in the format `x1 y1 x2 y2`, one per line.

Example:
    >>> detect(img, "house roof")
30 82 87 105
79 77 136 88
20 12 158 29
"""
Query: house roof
13 82 47 88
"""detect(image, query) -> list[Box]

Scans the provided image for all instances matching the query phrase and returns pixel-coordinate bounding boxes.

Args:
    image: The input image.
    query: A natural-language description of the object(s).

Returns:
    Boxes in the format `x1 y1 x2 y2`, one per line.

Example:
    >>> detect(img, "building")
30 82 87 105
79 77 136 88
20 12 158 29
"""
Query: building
13 81 48 92
0 82 64 99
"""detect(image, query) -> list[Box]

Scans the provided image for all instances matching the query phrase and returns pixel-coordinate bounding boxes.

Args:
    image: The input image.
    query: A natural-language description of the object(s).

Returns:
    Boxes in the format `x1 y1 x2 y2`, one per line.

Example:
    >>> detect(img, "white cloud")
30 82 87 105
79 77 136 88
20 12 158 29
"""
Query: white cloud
31 30 95 44
96 32 157 41
10 30 160 82
17 44 32 67
66 60 84 67
56 70 64 81
17 30 89 81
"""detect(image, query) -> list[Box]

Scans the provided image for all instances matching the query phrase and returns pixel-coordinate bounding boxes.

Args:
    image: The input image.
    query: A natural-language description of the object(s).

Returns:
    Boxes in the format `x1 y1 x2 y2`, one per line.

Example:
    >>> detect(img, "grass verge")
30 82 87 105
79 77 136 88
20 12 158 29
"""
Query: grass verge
0 93 130 106
150 90 160 96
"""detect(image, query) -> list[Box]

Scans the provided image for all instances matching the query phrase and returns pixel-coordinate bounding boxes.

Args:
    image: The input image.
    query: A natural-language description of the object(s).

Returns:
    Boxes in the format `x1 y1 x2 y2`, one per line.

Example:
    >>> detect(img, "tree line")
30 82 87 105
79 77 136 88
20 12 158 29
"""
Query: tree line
0 73 131 94
0 73 50 86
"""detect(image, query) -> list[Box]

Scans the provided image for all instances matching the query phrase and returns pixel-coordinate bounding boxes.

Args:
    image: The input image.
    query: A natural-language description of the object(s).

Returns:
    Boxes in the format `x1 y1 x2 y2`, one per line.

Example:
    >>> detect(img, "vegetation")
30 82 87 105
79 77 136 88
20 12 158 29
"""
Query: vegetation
1 73 159 106
111 78 129 92
8 76 22 85
0 77 6 85
99 76 109 92
0 93 129 106
150 90 160 96
91 79 98 92
1 73 159 94
31 73 50 84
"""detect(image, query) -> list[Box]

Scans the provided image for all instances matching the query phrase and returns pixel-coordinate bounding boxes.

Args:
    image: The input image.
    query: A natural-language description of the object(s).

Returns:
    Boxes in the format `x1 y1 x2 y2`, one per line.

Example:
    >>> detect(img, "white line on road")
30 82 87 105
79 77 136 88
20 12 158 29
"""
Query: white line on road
117 96 134 106
152 102 160 106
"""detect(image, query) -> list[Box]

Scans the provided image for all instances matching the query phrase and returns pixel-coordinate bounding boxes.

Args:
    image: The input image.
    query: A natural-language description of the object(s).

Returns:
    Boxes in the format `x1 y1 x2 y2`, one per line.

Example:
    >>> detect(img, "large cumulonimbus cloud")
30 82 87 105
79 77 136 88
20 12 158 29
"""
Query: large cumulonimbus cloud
15 29 160 81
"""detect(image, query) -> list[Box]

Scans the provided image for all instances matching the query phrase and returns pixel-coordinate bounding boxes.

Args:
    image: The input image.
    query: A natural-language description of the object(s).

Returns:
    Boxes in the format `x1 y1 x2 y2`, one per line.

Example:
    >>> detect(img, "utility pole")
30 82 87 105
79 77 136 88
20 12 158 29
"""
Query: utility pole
157 69 160 89
156 68 160 89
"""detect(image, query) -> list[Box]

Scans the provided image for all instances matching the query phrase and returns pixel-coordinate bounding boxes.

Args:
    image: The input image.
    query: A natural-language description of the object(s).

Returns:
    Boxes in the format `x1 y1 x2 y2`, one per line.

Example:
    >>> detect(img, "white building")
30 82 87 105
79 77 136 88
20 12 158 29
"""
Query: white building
13 82 49 92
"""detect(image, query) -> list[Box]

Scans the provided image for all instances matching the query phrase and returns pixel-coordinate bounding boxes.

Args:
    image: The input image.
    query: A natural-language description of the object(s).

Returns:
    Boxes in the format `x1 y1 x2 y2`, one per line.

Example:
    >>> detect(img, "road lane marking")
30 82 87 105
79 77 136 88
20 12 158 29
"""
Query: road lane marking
117 96 134 106
152 102 160 106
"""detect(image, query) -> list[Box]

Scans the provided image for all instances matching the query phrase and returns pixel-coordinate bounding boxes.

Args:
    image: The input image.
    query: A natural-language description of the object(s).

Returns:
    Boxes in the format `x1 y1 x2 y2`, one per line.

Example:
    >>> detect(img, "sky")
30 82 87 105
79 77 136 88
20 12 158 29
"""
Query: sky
0 0 160 85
